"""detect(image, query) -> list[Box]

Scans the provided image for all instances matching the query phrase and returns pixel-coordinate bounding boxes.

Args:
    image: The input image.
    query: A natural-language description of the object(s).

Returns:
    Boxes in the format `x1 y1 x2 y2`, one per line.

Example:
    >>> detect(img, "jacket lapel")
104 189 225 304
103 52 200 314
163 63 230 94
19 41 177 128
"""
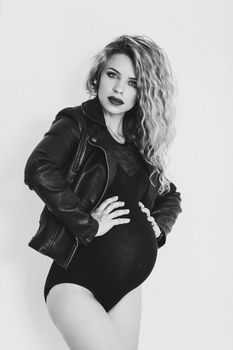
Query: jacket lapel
88 130 117 189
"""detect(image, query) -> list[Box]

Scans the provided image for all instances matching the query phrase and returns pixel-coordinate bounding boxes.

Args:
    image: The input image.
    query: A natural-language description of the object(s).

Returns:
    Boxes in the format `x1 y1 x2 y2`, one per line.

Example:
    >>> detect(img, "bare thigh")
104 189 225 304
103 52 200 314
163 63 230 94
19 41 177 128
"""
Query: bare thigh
46 283 128 350
108 286 142 350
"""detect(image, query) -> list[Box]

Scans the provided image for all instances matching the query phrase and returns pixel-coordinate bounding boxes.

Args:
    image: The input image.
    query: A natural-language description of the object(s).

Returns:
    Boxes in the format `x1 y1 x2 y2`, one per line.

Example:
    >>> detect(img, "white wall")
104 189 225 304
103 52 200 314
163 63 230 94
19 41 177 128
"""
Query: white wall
0 0 232 349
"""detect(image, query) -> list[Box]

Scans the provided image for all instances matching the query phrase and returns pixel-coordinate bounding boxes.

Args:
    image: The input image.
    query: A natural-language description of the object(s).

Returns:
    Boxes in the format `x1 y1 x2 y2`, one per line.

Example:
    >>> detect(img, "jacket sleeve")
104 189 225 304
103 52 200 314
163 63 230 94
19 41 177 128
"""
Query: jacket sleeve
151 182 182 248
24 108 99 245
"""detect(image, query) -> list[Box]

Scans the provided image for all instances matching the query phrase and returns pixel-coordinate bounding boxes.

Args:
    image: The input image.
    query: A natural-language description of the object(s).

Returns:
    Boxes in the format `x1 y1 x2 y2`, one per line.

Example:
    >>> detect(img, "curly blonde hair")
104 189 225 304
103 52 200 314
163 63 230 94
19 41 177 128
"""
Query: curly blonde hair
86 35 177 194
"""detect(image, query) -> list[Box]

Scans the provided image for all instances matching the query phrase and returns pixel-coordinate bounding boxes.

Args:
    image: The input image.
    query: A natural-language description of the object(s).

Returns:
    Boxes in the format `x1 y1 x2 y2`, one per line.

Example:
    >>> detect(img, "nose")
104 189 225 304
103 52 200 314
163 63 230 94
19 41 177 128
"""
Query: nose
113 82 124 95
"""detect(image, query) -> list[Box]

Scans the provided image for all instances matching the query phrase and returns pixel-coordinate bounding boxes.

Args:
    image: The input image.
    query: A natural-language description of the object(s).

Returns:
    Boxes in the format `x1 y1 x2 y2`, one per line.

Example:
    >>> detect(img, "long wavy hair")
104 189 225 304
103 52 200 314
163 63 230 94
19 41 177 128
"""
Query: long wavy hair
85 35 177 194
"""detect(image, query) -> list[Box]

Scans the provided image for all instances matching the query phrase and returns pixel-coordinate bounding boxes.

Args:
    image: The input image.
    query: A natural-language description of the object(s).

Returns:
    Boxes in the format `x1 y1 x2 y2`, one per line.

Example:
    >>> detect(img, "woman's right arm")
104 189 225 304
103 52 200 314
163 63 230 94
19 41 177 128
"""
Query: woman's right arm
24 108 99 245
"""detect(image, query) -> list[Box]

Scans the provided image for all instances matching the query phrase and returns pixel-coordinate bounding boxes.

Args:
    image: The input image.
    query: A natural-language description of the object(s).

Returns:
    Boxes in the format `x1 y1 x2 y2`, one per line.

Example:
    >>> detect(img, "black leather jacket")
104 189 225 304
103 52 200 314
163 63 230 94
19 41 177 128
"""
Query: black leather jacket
24 97 182 268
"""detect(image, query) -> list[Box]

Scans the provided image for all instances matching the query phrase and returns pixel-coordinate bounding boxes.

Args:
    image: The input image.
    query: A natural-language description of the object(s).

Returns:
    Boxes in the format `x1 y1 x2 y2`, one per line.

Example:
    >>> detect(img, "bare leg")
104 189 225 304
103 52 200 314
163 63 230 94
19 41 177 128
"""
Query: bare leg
108 286 142 350
46 283 128 350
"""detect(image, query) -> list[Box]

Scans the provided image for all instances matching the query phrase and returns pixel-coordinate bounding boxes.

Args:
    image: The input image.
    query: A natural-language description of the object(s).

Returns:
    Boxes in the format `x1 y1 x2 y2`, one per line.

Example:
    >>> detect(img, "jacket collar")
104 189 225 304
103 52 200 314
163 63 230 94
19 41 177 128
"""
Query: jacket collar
81 96 107 128
81 96 138 128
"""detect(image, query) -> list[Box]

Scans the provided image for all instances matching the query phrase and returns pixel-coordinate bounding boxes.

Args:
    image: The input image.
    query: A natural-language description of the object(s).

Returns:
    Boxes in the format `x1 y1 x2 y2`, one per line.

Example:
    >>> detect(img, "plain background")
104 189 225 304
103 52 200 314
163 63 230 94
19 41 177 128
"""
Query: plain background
0 0 232 349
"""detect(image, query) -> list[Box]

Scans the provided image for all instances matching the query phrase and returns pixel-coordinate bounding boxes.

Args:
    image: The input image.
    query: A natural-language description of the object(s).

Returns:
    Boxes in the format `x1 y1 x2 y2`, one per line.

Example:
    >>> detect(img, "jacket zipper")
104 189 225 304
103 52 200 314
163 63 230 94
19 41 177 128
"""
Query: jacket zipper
63 236 79 269
87 140 110 214
80 104 110 212
73 131 88 172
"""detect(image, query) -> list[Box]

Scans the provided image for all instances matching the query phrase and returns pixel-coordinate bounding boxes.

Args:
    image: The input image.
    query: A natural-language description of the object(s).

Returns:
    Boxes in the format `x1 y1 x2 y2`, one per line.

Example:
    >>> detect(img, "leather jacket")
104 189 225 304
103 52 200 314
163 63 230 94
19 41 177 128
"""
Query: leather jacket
24 97 182 268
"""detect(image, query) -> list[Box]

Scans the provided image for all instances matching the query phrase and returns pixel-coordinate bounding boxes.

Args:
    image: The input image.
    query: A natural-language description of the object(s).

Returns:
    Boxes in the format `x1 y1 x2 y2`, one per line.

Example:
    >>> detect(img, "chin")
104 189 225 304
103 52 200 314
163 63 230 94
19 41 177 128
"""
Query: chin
102 100 127 116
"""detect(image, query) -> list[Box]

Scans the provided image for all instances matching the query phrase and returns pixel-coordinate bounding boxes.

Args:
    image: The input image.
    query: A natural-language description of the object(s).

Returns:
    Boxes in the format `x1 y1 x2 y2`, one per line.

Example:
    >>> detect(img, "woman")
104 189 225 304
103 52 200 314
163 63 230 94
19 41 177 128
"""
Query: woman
24 35 182 350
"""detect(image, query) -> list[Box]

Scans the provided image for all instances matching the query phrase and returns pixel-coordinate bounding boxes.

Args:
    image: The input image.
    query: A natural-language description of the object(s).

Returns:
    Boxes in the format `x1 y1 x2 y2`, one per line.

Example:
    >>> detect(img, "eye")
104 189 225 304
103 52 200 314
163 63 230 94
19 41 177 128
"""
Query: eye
107 71 118 78
128 80 137 88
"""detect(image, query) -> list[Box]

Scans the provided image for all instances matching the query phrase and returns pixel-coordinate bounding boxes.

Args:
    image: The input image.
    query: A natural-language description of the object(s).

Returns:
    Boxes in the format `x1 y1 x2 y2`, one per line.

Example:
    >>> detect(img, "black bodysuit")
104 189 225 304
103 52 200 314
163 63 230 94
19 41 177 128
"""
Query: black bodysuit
44 133 158 312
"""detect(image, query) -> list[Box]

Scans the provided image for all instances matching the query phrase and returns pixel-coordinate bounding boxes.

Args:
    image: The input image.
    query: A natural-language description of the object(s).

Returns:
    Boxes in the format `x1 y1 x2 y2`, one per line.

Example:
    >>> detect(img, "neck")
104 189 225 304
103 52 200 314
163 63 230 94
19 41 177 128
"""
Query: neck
103 111 124 136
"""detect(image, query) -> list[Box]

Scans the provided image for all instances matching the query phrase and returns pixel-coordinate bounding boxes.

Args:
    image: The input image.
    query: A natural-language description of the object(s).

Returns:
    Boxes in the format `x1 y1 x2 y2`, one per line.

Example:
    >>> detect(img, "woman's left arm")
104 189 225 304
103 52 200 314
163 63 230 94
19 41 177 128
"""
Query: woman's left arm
151 182 182 247
140 182 182 248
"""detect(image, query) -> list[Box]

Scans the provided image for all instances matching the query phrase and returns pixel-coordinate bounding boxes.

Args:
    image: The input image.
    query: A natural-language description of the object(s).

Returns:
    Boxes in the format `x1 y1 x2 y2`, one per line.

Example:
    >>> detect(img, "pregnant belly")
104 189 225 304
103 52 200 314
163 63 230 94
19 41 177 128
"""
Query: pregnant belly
89 208 158 285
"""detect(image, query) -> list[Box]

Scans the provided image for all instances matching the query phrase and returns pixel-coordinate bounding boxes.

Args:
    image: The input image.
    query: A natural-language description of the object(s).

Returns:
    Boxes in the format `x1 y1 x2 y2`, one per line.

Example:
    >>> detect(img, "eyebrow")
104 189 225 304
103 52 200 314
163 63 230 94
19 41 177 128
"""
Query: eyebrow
107 67 137 80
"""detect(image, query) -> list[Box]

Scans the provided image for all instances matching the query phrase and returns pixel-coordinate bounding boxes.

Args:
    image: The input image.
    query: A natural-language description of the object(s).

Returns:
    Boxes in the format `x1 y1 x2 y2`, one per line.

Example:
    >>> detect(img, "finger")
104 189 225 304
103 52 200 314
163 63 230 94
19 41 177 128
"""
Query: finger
112 218 131 226
152 221 161 232
108 209 130 219
146 216 155 223
151 222 161 237
104 201 126 214
153 228 161 238
138 202 150 215
96 196 119 212
140 206 150 217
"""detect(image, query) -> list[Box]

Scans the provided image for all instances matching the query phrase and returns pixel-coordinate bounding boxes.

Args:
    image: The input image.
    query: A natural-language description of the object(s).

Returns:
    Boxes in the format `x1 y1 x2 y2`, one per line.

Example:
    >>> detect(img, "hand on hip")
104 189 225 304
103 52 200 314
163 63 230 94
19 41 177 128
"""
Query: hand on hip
138 202 161 238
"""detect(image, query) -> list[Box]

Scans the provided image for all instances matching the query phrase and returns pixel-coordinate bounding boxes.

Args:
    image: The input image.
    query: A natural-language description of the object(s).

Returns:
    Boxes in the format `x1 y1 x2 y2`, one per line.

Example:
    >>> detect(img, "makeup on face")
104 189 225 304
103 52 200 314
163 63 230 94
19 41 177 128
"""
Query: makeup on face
108 96 124 105
98 53 138 119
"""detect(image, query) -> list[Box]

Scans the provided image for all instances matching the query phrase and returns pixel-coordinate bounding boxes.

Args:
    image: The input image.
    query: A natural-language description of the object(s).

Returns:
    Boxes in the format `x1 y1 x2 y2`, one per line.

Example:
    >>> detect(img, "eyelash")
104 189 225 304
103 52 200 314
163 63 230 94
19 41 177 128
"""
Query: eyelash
106 72 137 88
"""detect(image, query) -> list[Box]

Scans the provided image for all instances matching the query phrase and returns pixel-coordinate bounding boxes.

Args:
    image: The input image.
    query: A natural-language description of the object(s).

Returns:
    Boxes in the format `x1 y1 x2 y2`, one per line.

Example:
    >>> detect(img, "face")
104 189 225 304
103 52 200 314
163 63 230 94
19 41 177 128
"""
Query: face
97 53 138 118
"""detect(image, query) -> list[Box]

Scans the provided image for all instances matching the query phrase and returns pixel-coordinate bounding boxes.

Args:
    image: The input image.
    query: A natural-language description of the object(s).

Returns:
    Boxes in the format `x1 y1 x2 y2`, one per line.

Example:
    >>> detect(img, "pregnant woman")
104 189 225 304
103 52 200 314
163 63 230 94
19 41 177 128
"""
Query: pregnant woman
24 35 182 350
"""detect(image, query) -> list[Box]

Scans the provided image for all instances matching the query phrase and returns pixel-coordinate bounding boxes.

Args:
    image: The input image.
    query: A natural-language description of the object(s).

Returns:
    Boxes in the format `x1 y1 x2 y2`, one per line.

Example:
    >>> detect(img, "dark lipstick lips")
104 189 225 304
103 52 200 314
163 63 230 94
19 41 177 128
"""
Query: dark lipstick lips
108 96 124 105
